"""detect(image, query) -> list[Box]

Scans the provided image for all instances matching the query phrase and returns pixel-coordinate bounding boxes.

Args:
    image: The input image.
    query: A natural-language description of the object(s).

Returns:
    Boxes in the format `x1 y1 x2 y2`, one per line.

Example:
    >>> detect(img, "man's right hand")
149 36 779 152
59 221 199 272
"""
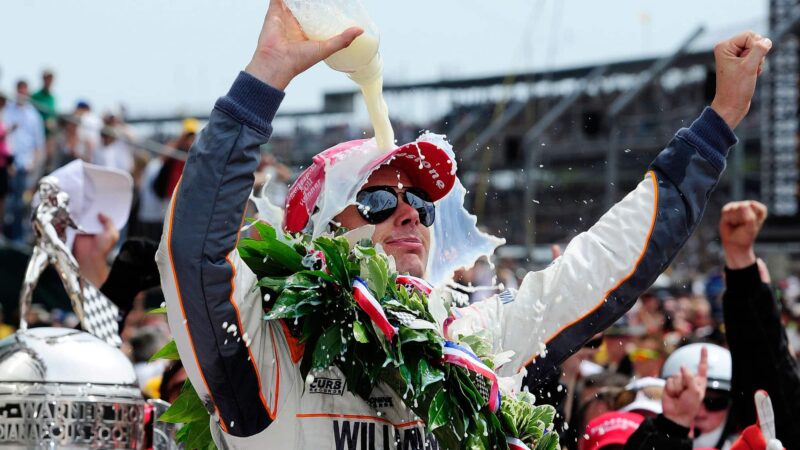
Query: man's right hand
245 0 364 90
710 31 772 129
720 200 767 269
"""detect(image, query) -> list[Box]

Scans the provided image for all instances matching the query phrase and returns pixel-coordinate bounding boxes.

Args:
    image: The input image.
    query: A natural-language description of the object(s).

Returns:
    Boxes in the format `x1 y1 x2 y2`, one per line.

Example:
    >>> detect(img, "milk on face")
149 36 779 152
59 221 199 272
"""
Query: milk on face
284 0 395 151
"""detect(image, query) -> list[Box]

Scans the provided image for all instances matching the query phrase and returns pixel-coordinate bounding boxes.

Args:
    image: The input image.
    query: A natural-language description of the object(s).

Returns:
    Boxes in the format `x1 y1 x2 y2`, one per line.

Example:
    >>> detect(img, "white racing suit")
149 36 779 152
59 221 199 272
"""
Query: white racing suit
156 72 738 449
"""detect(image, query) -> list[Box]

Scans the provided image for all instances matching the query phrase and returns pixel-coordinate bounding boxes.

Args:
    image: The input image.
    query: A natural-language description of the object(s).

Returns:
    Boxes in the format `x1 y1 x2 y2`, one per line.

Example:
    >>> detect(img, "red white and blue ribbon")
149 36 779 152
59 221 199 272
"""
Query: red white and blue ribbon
442 341 501 412
395 275 433 295
352 277 398 341
506 437 531 450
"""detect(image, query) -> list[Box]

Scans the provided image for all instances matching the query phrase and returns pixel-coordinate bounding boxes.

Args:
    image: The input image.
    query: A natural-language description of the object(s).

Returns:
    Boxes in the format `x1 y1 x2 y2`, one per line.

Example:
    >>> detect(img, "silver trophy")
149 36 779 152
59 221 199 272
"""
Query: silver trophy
0 328 146 449
19 176 121 347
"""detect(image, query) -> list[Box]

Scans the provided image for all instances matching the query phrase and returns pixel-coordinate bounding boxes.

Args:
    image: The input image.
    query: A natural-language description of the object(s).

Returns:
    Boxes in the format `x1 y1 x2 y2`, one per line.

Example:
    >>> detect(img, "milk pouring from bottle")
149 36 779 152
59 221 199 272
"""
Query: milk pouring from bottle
284 0 395 150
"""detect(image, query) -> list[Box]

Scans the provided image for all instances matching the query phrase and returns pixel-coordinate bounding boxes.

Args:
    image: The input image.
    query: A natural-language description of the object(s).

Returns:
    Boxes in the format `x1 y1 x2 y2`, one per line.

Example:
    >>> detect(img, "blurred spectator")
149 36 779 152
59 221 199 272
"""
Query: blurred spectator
30 69 58 171
601 317 643 377
153 118 196 200
565 372 631 449
132 154 168 241
580 411 644 450
130 118 196 242
24 303 51 328
0 304 14 339
0 92 12 238
159 361 187 403
633 292 666 335
625 348 708 450
525 333 603 443
130 324 170 397
93 122 133 173
3 80 45 242
54 114 88 168
630 335 667 378
662 343 734 448
31 69 57 126
496 256 520 291
253 151 292 207
618 377 664 417
73 100 102 162
720 200 800 449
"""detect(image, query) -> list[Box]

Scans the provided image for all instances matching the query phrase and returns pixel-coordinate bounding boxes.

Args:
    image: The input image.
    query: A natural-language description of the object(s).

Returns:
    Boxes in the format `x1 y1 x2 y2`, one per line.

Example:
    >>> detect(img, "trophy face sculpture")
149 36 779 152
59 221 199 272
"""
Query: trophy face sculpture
19 176 121 347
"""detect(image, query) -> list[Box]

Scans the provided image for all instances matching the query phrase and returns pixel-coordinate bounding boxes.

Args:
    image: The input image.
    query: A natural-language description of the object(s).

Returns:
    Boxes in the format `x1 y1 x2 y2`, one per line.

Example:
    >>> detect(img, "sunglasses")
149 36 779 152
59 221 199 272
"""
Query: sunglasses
630 347 663 362
702 393 731 412
355 186 435 227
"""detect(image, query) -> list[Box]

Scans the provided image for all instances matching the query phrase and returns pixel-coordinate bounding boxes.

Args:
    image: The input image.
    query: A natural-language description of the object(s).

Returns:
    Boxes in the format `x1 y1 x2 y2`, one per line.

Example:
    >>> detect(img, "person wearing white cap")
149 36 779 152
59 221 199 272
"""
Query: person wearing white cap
38 159 134 286
625 348 709 449
155 1 772 448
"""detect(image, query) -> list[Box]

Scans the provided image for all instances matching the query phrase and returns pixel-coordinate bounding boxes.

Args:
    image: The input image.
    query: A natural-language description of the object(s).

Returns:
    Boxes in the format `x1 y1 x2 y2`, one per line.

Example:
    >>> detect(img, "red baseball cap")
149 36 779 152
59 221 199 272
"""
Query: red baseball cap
580 412 644 450
283 139 457 233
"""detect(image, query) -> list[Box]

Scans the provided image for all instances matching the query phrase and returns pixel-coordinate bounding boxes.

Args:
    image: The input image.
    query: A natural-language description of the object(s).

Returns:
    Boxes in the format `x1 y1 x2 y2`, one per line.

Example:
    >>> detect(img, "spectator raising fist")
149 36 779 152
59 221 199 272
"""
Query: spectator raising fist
720 200 767 269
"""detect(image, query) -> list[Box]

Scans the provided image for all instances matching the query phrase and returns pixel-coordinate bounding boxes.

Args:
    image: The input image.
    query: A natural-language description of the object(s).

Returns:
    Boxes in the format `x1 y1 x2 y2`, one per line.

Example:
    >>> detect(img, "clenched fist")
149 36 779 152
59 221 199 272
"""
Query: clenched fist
710 31 772 129
719 200 767 269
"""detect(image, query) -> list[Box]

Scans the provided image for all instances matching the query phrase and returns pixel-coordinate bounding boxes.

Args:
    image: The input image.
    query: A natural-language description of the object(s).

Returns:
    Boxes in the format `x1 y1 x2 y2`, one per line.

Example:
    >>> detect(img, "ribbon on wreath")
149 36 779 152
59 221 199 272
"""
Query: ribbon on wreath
442 341 501 412
352 277 398 341
506 437 531 450
395 274 433 295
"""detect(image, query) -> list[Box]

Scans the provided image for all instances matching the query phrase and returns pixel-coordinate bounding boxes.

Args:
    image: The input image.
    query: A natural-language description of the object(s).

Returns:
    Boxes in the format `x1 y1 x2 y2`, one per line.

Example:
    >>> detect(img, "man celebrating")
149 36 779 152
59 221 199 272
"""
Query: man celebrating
156 1 771 448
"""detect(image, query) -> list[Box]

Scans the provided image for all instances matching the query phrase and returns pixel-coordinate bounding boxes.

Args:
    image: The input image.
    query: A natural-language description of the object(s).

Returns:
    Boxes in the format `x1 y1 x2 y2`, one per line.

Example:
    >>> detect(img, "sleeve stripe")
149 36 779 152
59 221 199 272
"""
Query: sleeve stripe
518 170 659 372
224 210 274 419
166 177 229 434
226 253 273 419
269 324 281 414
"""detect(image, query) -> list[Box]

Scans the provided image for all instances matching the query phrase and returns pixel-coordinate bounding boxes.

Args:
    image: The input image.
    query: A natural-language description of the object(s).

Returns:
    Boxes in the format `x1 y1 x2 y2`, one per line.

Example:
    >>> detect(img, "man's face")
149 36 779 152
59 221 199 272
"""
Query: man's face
43 73 54 89
335 166 431 277
694 389 730 435
16 82 28 100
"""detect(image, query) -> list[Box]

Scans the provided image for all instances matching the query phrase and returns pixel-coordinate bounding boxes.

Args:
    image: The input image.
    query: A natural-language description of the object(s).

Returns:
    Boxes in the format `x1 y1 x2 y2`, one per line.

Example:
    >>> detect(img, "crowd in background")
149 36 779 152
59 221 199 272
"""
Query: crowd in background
1 69 799 450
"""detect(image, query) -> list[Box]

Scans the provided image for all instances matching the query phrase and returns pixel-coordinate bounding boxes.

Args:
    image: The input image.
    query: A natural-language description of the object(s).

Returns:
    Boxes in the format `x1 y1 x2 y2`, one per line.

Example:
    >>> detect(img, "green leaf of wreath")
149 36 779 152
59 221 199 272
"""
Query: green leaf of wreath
150 340 180 362
427 387 451 432
160 381 211 423
353 320 370 343
312 325 344 370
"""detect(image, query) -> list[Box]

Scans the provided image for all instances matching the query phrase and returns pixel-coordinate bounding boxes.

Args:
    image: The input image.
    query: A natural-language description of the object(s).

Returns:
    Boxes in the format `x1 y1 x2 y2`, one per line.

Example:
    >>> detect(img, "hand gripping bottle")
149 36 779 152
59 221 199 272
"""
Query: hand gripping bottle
284 0 394 150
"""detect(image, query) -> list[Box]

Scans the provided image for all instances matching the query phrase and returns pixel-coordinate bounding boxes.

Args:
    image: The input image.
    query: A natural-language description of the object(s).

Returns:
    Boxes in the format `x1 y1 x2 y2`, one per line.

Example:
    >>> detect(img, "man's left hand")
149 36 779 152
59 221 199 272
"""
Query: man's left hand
710 31 772 129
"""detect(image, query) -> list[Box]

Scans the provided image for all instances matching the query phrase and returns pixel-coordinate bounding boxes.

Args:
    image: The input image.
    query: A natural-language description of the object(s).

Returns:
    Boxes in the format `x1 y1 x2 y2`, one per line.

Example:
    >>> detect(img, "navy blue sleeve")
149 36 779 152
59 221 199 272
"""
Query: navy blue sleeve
166 72 284 437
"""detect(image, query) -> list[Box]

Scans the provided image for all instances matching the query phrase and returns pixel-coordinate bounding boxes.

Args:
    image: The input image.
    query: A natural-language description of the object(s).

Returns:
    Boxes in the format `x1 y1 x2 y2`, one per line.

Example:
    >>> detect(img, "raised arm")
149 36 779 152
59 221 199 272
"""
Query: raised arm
156 0 362 439
720 201 800 449
486 32 772 381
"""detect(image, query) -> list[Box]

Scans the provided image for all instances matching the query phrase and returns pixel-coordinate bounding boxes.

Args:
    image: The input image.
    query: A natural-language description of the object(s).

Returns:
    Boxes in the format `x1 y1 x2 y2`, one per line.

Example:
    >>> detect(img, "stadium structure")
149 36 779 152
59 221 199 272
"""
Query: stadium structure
127 1 800 281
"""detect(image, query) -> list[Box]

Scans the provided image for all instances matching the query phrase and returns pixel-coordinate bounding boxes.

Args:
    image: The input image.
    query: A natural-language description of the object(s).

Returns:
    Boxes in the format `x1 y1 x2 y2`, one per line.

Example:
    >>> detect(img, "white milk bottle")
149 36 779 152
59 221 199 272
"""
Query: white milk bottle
284 0 395 151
